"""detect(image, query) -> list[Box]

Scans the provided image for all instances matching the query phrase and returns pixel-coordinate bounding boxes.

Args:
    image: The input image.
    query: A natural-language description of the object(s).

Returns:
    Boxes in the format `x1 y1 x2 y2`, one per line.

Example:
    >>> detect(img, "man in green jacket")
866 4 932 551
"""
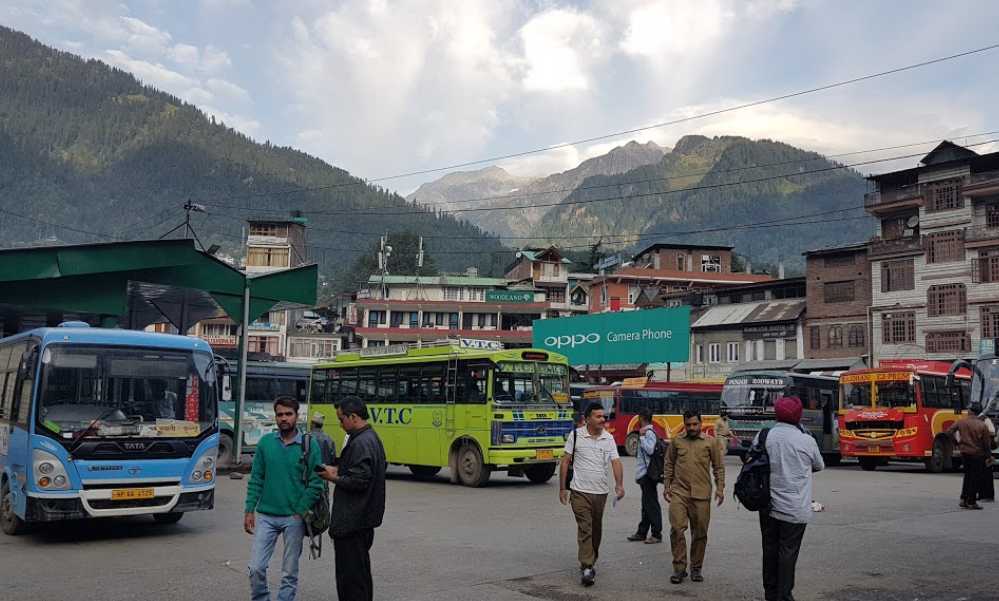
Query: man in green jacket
244 396 324 601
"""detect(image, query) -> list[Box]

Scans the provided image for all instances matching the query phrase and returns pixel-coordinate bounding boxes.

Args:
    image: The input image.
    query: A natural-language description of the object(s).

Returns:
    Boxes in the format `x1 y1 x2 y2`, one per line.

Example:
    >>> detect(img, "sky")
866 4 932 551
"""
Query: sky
3 0 999 194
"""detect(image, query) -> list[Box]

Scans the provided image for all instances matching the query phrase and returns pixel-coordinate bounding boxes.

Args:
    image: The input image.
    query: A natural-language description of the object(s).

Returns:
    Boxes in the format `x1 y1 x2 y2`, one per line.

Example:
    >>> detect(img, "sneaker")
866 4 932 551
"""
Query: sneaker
626 534 646 542
670 571 687 584
970 503 984 510
691 569 703 582
644 536 662 544
960 501 970 509
581 568 595 587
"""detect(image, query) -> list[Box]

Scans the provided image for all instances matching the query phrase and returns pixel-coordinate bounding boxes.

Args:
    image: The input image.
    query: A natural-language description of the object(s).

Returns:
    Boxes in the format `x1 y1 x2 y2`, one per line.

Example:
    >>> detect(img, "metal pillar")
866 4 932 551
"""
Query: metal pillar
233 285 251 465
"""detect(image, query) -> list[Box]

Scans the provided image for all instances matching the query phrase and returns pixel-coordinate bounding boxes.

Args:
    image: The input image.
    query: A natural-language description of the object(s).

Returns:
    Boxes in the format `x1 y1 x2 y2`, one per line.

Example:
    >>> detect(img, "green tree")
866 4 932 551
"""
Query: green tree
338 231 439 293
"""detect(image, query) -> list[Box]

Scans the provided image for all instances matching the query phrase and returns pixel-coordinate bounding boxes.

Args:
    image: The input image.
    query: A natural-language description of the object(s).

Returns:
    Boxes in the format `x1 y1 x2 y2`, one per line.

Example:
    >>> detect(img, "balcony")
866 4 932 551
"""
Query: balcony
966 224 999 246
200 334 238 348
966 169 999 197
868 235 923 259
864 185 922 212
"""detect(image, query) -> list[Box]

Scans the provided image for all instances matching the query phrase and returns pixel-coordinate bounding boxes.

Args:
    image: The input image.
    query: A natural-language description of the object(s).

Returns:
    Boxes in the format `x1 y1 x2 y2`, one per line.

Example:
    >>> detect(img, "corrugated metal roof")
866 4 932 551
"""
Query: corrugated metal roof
692 300 805 328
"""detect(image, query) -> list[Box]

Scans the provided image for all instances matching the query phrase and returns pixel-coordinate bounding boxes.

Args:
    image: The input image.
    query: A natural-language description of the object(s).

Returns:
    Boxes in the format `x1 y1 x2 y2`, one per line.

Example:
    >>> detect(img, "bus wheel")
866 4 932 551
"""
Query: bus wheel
925 439 948 473
859 457 878 472
1 481 27 536
153 512 184 525
524 463 557 484
624 432 640 457
409 465 442 481
456 444 491 487
217 432 235 468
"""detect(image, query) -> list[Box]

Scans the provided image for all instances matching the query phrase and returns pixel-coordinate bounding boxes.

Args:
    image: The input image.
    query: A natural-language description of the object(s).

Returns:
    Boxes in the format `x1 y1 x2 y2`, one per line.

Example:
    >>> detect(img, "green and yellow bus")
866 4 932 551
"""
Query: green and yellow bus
309 340 573 487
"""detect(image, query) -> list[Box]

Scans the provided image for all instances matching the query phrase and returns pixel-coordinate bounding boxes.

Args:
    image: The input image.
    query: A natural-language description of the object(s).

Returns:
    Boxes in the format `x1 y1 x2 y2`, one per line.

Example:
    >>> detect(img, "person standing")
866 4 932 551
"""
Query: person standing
663 411 724 584
309 412 336 466
714 409 732 456
757 396 824 601
559 401 625 587
318 396 387 601
948 404 993 510
245 397 324 601
627 408 662 544
981 416 996 502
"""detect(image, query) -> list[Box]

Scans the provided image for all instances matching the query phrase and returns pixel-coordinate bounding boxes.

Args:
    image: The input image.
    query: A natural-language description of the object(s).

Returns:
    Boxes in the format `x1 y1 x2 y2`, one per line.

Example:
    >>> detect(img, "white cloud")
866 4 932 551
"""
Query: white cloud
168 43 200 65
206 78 250 103
520 9 603 92
202 105 261 136
119 16 173 56
620 1 732 58
104 49 198 93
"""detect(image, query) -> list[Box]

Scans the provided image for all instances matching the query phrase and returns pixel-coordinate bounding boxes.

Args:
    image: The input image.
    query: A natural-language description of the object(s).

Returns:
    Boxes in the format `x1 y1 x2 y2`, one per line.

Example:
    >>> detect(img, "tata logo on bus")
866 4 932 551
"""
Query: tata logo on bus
370 407 413 425
533 307 690 365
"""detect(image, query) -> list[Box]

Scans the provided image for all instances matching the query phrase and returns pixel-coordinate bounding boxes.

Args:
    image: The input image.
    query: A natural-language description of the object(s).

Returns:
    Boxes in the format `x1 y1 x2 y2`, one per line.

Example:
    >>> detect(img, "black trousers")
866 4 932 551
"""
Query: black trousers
759 512 807 601
635 475 663 539
962 456 988 504
333 528 375 601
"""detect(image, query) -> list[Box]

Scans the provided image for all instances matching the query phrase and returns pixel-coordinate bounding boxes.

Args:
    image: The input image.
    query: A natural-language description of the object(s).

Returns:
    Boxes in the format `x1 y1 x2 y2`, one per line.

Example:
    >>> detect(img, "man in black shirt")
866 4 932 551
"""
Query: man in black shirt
319 396 387 601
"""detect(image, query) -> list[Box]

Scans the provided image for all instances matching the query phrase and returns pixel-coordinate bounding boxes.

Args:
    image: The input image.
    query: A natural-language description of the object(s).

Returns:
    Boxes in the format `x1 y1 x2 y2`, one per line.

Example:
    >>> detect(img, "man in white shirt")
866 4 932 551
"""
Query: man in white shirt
559 401 625 587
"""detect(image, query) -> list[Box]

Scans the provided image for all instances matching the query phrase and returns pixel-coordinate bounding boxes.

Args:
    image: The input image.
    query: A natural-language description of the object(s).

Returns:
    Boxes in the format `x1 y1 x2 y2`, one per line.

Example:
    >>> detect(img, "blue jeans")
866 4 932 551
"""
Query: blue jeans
248 514 305 601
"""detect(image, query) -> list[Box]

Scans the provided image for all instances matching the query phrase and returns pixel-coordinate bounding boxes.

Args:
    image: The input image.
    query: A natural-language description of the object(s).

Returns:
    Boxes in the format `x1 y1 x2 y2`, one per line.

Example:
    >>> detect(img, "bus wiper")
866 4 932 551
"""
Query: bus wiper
69 407 121 455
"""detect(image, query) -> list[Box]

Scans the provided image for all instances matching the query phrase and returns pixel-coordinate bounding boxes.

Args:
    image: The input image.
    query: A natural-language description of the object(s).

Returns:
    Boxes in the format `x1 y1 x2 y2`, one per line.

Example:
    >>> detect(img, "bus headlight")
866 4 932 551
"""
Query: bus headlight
501 434 516 444
190 451 217 483
32 449 70 489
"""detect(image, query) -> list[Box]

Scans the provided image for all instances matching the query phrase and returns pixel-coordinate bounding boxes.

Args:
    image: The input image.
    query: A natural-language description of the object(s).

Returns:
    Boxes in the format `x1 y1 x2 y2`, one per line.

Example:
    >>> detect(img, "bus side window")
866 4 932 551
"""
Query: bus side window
377 367 397 403
457 362 487 404
245 377 271 403
358 368 377 404
338 368 358 402
13 343 37 427
398 367 419 403
310 371 328 405
922 376 945 409
422 364 445 404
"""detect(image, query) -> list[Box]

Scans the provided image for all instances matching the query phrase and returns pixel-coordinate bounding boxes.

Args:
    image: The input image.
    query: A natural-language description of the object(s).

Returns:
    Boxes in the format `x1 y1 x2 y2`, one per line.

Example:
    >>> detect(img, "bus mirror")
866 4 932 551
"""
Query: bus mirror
221 375 232 402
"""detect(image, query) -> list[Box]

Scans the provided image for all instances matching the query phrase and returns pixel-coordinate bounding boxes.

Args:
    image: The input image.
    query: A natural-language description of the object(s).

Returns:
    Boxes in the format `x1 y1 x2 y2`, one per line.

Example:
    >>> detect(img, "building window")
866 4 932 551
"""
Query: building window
546 288 566 304
988 204 999 229
809 326 821 350
823 281 855 303
785 338 798 360
600 286 608 307
248 223 289 238
881 259 915 292
881 215 908 240
367 310 386 328
677 256 686 271
824 254 855 267
925 229 965 264
288 338 337 360
925 331 971 354
828 326 843 348
444 287 463 301
982 306 999 338
390 312 403 327
695 344 703 364
926 179 963 212
246 246 291 268
701 255 722 273
848 325 866 348
726 342 739 363
927 283 966 317
882 312 915 345
708 343 721 363
974 251 999 283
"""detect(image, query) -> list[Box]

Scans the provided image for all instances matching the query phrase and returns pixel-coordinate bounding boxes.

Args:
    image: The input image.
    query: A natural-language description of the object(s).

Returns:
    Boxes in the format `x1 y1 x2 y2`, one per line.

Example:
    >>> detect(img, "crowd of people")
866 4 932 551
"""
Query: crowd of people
239 393 995 601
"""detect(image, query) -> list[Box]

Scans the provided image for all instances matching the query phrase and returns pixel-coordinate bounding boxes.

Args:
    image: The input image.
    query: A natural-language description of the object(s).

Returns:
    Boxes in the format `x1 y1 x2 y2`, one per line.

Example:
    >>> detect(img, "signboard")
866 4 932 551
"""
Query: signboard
840 372 911 384
459 339 503 350
622 377 649 388
360 343 409 358
743 323 796 340
485 290 534 303
532 307 690 365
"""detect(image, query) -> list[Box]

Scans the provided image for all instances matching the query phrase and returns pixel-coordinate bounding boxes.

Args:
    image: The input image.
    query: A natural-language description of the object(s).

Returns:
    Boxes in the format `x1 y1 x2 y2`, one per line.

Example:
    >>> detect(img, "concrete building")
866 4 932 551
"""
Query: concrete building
504 247 589 316
589 266 773 313
803 243 871 363
866 141 999 363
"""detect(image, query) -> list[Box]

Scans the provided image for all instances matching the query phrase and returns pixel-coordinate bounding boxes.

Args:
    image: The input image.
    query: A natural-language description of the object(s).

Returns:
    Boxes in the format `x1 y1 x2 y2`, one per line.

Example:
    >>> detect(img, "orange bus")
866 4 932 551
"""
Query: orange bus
838 359 971 472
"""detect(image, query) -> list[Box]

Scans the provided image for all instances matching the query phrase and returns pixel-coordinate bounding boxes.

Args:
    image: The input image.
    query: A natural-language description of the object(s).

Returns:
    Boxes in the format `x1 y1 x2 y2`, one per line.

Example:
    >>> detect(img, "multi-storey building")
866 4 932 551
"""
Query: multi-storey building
589 264 773 313
866 141 999 363
803 243 871 362
504 247 589 316
352 272 544 348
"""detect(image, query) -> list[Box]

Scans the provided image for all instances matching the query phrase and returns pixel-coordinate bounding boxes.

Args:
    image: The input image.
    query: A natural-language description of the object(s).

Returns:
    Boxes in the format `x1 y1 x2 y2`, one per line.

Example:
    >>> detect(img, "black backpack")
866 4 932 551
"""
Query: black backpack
301 434 331 558
646 435 668 484
734 428 771 511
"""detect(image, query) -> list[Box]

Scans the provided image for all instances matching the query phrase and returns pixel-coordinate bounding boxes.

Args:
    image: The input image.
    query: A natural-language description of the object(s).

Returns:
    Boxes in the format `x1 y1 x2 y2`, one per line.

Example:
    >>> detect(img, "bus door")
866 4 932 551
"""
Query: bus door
445 356 458 438
820 388 838 452
4 342 35 519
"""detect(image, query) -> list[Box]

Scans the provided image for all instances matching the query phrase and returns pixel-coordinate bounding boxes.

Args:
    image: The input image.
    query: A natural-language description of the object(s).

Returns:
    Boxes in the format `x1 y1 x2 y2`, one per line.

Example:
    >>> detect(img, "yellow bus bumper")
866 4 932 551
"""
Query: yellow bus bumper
487 447 564 467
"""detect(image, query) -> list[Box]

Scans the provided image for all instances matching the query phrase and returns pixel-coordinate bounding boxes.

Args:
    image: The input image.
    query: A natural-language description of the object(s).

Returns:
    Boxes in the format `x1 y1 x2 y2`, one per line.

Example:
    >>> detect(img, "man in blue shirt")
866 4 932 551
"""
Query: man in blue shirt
627 408 662 544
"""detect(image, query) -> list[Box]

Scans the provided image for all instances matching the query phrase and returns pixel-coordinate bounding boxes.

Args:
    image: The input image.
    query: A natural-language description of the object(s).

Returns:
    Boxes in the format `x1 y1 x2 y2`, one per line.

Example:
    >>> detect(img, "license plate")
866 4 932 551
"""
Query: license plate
536 450 554 460
111 488 155 501
867 446 879 454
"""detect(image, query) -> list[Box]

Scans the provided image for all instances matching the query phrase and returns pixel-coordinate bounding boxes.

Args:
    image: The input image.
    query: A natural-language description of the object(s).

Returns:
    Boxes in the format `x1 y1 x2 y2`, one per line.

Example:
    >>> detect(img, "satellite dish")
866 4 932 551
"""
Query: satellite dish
906 215 920 228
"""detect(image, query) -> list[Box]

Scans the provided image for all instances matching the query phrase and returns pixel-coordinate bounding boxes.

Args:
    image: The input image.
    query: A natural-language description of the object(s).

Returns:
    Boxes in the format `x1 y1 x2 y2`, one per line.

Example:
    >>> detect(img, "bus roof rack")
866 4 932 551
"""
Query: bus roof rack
335 337 506 359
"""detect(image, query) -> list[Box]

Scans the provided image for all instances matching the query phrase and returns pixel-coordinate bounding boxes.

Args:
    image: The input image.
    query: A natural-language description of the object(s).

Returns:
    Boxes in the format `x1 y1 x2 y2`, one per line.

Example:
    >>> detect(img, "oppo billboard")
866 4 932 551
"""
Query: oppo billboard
532 307 690 365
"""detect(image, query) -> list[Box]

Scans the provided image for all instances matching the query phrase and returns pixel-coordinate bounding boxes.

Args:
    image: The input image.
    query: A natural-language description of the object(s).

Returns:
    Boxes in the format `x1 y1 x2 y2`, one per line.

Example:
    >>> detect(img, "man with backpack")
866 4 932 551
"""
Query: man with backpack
244 396 325 601
755 396 824 601
627 408 663 544
663 411 725 585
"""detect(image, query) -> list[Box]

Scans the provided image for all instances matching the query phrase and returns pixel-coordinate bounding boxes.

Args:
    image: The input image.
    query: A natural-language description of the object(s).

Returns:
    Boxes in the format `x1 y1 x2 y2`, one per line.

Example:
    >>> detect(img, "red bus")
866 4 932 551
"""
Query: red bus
838 359 972 472
582 380 724 456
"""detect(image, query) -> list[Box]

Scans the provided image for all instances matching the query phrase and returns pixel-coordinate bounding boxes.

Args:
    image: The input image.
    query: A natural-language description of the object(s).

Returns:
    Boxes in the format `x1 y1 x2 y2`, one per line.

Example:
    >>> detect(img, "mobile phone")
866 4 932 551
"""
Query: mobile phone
313 464 326 473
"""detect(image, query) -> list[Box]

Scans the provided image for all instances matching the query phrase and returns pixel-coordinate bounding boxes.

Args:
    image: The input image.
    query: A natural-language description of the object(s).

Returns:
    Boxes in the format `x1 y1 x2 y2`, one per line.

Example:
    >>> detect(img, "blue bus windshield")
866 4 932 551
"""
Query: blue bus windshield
36 344 217 440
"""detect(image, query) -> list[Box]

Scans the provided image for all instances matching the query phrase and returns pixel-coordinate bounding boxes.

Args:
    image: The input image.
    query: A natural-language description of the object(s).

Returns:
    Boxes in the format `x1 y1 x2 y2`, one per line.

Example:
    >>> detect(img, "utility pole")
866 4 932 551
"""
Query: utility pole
378 234 392 300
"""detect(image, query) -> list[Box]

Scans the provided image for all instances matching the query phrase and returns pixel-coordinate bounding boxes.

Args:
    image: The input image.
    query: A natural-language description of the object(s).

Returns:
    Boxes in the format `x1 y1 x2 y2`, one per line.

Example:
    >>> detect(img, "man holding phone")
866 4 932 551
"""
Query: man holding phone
318 396 387 601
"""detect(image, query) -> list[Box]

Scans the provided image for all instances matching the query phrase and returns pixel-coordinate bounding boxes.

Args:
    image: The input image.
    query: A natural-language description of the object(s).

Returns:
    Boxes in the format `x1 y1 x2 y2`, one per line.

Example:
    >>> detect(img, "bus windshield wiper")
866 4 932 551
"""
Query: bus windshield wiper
68 407 121 454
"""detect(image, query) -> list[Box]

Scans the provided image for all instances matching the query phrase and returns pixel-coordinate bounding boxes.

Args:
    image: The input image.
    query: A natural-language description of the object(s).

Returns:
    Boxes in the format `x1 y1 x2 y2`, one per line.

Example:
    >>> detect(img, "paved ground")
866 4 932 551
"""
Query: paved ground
1 457 996 601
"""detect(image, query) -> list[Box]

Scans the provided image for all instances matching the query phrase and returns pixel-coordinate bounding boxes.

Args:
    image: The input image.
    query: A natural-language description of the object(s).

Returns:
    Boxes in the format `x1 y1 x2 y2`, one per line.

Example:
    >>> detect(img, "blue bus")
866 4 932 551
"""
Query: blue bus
0 324 220 534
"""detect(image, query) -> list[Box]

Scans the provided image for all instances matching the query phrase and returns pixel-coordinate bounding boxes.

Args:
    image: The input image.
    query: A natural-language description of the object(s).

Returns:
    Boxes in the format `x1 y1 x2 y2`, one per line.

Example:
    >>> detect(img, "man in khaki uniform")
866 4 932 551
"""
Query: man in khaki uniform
714 409 732 456
664 410 725 584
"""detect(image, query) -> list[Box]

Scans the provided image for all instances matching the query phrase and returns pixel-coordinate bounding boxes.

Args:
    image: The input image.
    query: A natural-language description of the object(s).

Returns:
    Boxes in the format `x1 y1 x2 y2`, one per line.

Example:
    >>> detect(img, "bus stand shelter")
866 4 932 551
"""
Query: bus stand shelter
0 238 318 464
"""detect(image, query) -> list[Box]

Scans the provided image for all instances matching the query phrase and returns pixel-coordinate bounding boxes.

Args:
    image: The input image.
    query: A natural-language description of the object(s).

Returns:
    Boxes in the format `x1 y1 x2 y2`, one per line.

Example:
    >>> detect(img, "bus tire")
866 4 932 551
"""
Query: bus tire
409 465 442 481
925 438 949 473
859 457 879 471
1 480 27 536
624 432 640 457
456 443 490 487
524 463 557 484
153 512 184 525
217 432 235 468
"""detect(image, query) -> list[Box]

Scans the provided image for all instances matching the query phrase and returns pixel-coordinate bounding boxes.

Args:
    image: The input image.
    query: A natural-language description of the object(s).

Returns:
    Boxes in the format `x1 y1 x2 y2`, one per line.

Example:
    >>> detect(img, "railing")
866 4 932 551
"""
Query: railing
966 224 999 243
864 185 922 209
868 235 923 257
968 169 999 186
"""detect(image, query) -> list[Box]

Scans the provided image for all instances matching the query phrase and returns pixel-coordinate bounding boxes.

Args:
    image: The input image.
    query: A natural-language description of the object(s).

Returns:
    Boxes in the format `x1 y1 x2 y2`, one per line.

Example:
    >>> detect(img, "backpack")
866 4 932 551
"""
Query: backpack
645 434 668 484
734 428 771 512
301 433 331 558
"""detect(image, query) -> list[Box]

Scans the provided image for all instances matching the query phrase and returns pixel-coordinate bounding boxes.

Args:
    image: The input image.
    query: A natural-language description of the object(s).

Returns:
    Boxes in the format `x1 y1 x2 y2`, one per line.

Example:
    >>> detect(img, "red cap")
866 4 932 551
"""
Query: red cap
774 396 803 425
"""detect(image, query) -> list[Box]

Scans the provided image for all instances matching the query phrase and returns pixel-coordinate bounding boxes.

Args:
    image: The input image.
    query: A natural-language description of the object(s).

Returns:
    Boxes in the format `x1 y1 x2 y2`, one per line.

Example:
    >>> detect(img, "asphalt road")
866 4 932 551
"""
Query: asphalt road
1 457 996 601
